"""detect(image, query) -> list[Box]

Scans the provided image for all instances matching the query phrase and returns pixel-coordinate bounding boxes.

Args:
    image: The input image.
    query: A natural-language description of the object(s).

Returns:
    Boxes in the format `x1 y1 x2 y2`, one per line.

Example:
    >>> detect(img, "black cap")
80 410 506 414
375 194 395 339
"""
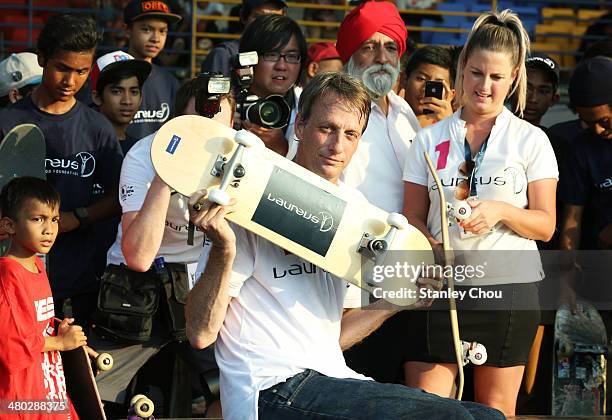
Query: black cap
569 56 612 108
526 54 559 88
124 0 182 25
242 0 287 9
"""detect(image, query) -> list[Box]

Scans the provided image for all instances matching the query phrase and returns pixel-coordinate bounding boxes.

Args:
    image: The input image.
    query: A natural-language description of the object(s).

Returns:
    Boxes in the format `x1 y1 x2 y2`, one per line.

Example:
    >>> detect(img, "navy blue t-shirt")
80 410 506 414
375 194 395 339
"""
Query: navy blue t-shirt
559 130 612 249
0 97 123 297
125 64 179 140
200 40 239 77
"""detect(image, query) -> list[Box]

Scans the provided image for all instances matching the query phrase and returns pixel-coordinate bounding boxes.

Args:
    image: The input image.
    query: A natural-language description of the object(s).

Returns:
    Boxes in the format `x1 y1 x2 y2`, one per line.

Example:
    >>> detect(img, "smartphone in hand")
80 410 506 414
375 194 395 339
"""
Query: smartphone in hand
423 80 444 114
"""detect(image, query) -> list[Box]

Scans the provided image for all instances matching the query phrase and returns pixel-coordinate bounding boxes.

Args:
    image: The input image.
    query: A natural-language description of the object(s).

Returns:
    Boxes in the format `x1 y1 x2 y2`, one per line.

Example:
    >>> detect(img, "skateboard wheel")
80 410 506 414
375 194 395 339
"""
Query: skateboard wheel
96 353 113 371
130 395 154 418
387 213 409 230
208 188 231 206
130 394 147 408
454 201 471 221
467 342 487 365
235 130 259 147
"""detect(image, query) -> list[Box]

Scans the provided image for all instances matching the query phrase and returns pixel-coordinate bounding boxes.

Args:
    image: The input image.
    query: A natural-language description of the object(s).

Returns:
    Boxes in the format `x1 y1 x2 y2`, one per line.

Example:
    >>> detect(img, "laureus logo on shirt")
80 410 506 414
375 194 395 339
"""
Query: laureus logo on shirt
132 103 170 123
503 166 525 194
45 152 96 178
252 167 347 256
598 177 612 191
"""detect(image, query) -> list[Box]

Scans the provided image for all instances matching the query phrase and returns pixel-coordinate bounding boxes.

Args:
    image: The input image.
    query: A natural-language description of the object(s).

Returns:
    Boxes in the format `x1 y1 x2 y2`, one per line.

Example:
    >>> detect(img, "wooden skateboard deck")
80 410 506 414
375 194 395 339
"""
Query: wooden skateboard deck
424 152 465 399
0 124 45 257
552 302 607 416
62 346 106 420
151 115 434 307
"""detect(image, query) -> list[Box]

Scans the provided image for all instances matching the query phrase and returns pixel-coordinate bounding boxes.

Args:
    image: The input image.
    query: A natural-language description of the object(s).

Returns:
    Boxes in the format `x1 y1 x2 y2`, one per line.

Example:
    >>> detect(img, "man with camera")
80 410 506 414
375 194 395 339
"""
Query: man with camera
399 45 456 128
88 74 233 417
236 14 307 159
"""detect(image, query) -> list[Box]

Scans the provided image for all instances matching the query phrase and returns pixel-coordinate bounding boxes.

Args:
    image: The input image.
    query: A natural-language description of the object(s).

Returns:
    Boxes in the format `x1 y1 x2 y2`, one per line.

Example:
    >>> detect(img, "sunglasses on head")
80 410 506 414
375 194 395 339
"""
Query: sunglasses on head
455 158 476 201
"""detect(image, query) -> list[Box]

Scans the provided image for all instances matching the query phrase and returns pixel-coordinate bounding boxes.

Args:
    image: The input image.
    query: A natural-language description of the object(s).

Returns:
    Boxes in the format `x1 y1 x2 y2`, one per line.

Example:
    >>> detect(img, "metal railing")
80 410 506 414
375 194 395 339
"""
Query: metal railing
190 0 612 77
1 0 611 80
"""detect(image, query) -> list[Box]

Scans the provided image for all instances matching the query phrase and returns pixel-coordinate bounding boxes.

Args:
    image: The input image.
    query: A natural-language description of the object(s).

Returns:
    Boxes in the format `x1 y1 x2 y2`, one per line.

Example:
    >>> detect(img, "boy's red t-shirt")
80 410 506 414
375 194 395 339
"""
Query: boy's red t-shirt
0 257 79 419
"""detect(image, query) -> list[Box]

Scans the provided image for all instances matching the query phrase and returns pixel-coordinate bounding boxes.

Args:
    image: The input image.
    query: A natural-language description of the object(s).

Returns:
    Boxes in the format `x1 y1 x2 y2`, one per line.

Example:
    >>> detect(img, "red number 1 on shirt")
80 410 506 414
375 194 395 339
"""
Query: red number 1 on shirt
435 140 451 170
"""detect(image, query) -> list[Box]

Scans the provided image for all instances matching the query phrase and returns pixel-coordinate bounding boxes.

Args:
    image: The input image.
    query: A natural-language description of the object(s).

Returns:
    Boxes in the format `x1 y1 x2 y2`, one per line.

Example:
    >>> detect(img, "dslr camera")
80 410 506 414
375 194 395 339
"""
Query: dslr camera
232 51 291 129
193 72 231 118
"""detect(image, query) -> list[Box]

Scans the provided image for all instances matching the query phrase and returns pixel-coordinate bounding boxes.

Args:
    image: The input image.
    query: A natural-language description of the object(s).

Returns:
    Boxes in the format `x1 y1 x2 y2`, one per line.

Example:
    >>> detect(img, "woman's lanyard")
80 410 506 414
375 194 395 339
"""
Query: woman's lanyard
464 135 489 197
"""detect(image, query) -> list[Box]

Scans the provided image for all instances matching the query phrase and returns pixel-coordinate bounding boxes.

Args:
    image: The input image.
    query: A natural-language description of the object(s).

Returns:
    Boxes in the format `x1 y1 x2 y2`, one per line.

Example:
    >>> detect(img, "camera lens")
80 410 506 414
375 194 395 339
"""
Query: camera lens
244 94 291 129
258 101 281 126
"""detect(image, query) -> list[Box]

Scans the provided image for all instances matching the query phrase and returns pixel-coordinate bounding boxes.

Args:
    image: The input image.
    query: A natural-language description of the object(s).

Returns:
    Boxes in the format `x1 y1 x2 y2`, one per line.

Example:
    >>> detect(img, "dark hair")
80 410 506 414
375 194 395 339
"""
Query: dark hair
404 46 456 88
37 14 101 61
239 14 307 80
97 68 146 96
1 177 60 220
240 1 286 28
299 72 371 133
173 76 236 118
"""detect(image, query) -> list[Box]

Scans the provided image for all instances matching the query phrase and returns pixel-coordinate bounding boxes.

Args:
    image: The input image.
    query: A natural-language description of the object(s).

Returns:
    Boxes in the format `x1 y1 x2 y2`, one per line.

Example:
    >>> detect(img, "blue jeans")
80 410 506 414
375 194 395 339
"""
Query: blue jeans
259 370 505 420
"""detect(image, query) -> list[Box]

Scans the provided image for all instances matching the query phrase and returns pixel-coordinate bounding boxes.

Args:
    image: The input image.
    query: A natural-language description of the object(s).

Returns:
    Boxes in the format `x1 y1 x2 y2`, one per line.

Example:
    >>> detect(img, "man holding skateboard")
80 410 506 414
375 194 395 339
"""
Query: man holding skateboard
186 72 503 420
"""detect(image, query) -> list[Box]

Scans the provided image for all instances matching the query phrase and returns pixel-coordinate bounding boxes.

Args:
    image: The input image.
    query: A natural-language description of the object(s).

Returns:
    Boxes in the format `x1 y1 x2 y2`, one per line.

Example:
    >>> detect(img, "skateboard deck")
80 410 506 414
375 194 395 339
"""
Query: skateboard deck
151 115 434 307
424 152 465 399
0 124 45 257
62 346 106 420
552 302 607 416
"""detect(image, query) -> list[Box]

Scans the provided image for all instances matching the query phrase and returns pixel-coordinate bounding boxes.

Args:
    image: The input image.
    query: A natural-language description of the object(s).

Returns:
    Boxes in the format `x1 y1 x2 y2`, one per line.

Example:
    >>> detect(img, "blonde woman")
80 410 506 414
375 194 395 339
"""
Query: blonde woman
402 10 558 416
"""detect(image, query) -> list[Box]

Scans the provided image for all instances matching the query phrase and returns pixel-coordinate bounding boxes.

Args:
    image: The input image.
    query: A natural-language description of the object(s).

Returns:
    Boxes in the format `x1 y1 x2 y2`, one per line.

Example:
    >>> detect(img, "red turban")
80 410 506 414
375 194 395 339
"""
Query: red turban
336 1 407 63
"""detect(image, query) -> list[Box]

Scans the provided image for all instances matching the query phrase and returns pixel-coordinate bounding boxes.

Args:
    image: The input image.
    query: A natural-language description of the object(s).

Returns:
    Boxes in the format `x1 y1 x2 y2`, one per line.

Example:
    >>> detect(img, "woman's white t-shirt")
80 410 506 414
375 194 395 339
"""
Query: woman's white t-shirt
403 107 558 285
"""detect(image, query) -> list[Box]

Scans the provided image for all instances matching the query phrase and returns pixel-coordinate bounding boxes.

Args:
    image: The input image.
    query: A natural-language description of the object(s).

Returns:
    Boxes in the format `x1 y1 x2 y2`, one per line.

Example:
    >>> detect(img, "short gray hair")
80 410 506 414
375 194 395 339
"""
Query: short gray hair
298 72 372 133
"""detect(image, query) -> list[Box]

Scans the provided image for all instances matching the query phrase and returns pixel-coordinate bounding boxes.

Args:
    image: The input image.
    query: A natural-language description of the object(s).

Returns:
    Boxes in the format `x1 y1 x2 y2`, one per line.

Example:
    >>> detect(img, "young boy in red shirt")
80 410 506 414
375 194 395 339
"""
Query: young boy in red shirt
0 177 85 419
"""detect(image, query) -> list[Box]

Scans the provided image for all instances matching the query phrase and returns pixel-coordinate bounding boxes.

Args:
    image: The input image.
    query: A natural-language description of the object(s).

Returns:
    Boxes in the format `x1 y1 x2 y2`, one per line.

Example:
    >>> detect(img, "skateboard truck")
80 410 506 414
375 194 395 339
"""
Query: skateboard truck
208 130 259 206
461 341 487 366
358 213 409 260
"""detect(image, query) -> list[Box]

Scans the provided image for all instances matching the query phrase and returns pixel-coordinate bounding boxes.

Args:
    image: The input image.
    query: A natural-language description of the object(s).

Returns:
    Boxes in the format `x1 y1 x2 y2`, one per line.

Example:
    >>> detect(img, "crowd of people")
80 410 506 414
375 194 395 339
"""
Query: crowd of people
0 0 611 419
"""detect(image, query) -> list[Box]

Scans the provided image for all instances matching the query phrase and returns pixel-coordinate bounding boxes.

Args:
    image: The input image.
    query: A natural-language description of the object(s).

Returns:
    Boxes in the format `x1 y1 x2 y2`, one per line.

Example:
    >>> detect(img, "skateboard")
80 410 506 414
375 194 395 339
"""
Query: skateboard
56 316 114 420
552 302 608 416
150 115 434 307
62 345 114 420
0 124 45 257
423 153 489 399
424 152 465 399
128 394 155 419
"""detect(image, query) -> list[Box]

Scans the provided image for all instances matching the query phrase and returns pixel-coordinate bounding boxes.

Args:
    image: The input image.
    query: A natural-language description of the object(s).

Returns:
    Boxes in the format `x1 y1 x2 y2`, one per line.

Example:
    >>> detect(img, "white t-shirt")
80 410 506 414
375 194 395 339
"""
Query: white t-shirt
204 226 368 420
403 107 558 285
106 133 211 267
342 90 420 213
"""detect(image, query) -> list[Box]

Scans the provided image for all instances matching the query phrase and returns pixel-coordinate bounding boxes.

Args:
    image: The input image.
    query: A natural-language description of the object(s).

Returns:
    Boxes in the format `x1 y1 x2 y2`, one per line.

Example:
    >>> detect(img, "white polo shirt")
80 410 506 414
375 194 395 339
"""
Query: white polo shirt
342 91 420 213
403 107 558 285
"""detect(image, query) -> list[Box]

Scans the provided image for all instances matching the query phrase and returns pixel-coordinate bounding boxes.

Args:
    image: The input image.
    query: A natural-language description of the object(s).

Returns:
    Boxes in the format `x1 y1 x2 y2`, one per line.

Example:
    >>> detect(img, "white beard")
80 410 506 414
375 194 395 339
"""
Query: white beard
345 57 400 99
